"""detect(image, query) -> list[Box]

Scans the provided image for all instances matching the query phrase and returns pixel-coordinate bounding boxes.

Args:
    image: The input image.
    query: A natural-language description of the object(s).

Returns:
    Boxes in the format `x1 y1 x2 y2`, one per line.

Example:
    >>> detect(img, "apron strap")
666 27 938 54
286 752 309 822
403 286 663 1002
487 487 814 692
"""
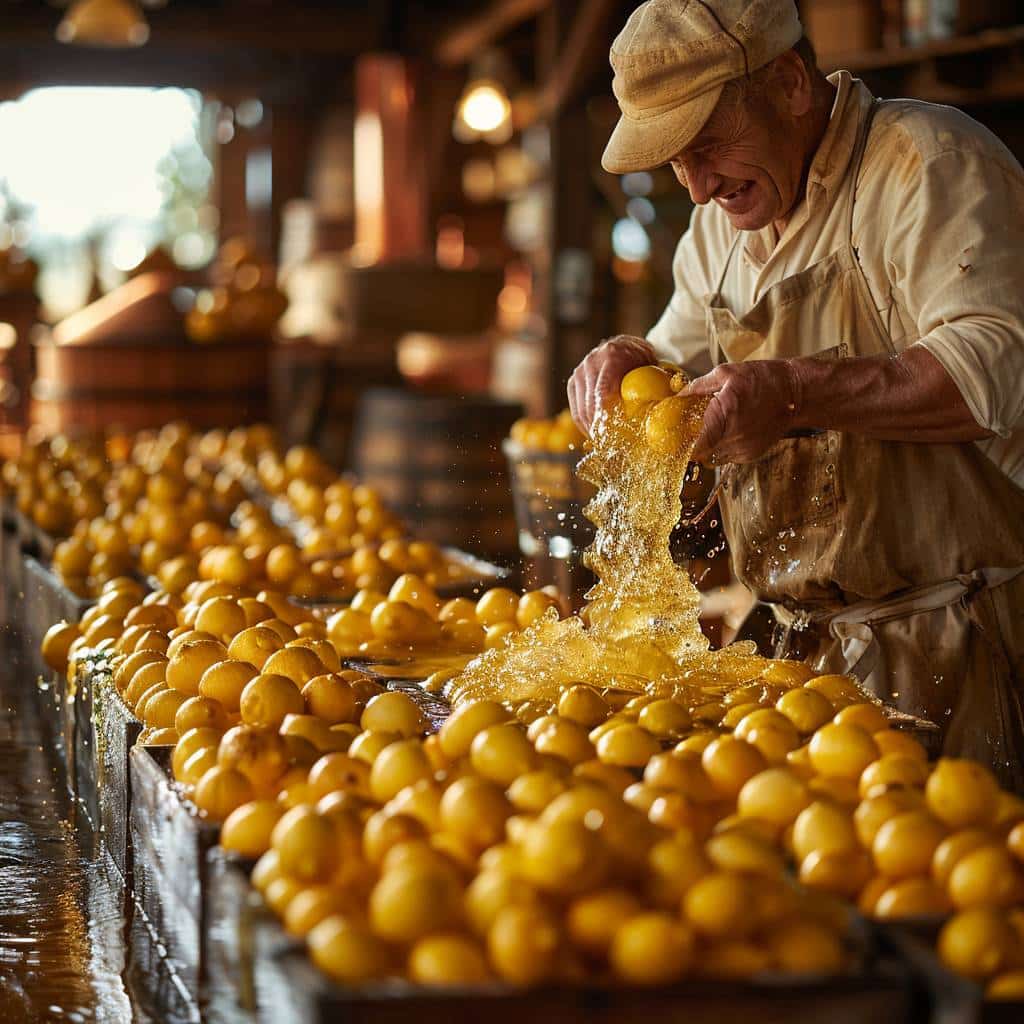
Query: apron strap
844 99 880 243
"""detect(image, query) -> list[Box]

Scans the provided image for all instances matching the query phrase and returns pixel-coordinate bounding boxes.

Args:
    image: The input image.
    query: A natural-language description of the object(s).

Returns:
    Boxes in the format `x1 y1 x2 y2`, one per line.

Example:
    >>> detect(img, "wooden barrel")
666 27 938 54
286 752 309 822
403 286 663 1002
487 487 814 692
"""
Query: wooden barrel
350 388 523 565
31 338 269 433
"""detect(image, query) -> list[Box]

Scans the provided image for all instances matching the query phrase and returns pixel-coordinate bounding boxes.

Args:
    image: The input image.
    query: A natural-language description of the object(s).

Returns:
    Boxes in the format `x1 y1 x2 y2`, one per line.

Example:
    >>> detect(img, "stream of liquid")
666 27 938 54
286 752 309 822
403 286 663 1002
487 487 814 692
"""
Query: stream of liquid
446 397 765 706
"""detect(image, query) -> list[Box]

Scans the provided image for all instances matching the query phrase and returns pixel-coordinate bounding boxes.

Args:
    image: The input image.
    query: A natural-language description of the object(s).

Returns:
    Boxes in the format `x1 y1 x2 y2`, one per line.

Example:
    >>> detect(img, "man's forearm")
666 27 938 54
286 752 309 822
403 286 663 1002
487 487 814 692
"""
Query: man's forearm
788 346 993 443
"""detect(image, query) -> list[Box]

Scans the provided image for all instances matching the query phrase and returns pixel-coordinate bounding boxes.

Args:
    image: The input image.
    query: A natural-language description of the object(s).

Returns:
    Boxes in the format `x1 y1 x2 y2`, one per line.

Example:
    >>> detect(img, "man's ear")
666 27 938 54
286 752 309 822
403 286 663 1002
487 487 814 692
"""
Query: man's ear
772 49 812 118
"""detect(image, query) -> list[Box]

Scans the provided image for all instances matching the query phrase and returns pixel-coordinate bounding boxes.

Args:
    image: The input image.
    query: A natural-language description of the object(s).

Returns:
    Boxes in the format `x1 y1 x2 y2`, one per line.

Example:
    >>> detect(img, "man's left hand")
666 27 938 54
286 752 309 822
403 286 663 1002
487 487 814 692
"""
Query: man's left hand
686 359 802 464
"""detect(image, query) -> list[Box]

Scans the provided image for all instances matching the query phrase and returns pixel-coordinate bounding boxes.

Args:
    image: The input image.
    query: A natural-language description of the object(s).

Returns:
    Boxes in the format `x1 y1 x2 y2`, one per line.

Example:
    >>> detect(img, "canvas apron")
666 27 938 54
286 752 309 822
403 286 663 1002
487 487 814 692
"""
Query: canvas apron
705 101 1024 789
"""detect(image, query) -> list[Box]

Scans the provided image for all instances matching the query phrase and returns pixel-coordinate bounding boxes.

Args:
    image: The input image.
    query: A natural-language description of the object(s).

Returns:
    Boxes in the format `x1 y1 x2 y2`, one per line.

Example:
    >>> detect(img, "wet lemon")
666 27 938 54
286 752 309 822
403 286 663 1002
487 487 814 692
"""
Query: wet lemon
439 776 511 850
516 590 559 629
166 638 229 696
684 872 756 938
178 745 218 787
220 798 284 858
858 753 929 799
620 365 673 406
487 903 562 985
308 915 393 984
833 702 890 734
370 600 440 645
506 770 567 814
172 726 223 779
637 699 692 739
361 690 426 738
938 908 1015 979
925 758 1000 830
143 688 189 730
872 810 947 879
239 673 304 730
298 673 356 725
532 718 594 766
283 886 360 939
872 729 928 762
808 722 879 779
644 752 717 802
519 818 609 895
227 625 284 669
644 395 700 455
470 723 538 785
369 738 432 803
873 877 952 919
474 587 520 626
41 621 80 673
326 608 373 651
192 765 253 821
194 596 246 642
369 863 463 944
251 849 283 894
610 912 693 985
737 769 810 829
464 870 539 937
775 688 834 734
349 729 400 765
948 846 1022 909
766 917 845 975
261 646 325 688
198 659 258 713
734 708 800 763
804 674 863 708
572 760 635 795
408 933 491 985
798 847 873 899
115 650 166 693
705 831 785 878
701 735 767 798
557 684 610 727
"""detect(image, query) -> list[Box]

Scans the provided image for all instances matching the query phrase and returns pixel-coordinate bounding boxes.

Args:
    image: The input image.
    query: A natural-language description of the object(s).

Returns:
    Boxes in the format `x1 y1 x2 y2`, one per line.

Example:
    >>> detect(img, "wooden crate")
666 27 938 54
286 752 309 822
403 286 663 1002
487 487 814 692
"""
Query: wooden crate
130 744 219 1010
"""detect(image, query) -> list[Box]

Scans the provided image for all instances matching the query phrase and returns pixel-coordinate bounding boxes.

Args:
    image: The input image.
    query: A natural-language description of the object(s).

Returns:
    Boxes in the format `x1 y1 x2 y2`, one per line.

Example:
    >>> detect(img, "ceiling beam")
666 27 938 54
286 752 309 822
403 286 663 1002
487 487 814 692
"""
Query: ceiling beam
434 0 549 66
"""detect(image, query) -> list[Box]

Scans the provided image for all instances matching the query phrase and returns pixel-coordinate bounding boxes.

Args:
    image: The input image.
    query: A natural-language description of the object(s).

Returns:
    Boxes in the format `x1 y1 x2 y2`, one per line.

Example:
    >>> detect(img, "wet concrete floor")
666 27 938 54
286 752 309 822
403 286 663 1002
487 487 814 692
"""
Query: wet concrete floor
0 628 134 1024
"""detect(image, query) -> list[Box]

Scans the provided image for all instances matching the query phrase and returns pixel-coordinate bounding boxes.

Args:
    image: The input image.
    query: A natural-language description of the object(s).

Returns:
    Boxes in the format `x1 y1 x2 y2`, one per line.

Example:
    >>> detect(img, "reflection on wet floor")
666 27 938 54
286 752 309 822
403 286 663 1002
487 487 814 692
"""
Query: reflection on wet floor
0 628 132 1024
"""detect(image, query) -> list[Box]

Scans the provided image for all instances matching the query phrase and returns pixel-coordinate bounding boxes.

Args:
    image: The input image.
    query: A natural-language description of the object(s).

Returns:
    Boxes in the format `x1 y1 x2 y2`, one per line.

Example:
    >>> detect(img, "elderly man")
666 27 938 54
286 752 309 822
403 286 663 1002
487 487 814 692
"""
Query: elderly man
569 0 1024 785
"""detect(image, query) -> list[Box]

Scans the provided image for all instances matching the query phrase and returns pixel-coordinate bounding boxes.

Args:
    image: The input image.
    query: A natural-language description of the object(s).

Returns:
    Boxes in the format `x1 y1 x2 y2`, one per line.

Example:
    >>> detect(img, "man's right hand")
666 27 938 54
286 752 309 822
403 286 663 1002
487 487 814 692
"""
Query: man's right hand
567 335 657 435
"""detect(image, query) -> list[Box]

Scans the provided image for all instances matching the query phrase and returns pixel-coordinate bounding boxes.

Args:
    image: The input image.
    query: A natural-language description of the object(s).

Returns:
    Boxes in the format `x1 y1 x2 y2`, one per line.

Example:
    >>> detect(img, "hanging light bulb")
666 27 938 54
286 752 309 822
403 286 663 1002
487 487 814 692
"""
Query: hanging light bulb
453 50 515 145
57 0 150 47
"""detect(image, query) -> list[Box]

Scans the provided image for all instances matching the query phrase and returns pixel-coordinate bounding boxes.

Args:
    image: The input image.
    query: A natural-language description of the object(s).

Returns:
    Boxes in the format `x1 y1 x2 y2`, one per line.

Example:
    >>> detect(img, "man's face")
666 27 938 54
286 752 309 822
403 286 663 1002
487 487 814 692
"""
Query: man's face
668 84 805 231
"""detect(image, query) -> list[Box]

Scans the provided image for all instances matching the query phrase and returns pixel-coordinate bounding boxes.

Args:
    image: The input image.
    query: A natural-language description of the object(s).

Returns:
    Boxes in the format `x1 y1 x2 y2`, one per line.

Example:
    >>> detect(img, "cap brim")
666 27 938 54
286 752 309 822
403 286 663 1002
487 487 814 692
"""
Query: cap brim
601 84 723 175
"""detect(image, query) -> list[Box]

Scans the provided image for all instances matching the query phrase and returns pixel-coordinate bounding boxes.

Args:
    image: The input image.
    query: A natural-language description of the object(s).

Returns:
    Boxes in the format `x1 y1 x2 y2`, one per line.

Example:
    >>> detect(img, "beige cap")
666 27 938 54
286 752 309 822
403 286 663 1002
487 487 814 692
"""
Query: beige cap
602 0 803 174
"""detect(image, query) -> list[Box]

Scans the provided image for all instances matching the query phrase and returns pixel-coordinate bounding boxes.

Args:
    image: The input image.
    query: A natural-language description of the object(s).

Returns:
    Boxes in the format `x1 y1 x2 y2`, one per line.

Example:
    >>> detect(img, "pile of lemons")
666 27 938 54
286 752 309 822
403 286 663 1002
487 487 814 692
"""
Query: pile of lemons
619 364 700 455
509 410 586 454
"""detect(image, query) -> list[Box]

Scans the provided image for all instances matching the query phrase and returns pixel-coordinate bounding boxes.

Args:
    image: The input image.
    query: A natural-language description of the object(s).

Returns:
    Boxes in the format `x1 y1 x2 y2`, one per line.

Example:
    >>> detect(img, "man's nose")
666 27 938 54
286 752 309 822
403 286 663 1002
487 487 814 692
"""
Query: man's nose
672 156 720 205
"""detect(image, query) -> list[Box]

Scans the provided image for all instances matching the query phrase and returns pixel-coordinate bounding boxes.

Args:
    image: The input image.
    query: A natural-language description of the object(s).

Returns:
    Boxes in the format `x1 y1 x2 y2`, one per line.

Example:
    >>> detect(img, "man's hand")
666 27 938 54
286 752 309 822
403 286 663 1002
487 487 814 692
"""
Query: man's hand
568 335 657 435
686 359 802 464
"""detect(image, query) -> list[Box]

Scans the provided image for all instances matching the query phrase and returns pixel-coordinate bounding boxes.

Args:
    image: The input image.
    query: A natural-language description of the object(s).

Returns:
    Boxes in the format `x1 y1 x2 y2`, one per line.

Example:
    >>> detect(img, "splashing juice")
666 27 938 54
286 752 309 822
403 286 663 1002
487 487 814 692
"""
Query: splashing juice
447 388 766 706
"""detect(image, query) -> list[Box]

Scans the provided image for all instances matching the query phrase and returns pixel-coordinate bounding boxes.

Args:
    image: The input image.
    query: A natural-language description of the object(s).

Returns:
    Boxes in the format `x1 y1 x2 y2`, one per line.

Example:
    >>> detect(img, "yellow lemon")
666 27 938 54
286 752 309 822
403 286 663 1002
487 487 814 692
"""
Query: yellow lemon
308 915 393 984
938 908 1015 979
408 934 491 985
925 758 1000 830
872 810 947 879
220 799 284 859
808 722 879 779
610 912 694 985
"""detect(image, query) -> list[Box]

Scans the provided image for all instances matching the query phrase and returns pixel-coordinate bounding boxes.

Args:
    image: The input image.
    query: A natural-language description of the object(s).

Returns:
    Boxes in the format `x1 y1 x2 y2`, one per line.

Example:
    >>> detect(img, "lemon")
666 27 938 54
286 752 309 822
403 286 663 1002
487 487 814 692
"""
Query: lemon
440 776 511 850
938 908 1015 979
873 877 952 919
239 673 304 729
470 723 538 785
620 365 674 406
192 765 254 821
518 818 609 895
301 674 357 725
701 736 768 798
948 846 1022 909
262 646 326 688
487 904 562 985
41 621 80 673
566 888 642 958
227 625 284 669
217 725 290 790
872 729 928 762
733 708 801 763
439 700 511 759
737 768 810 829
349 729 400 765
283 886 359 939
853 789 925 847
766 917 845 974
775 688 834 734
198 659 258 713
791 801 858 861
166 638 228 696
595 723 661 767
700 941 774 979
798 848 873 898
270 806 340 884
308 915 393 984
684 872 756 938
194 596 247 642
178 746 218 788
172 726 223 780
307 752 372 801
610 912 694 985
986 970 1024 1000
506 771 567 814
251 849 283 894
408 933 491 985
464 870 541 937
644 752 717 802
361 691 426 738
220 798 284 858
369 863 463 944
474 587 520 626
833 702 890 734
858 753 929 799
705 831 785 878
556 684 610 727
932 829 996 889
644 395 700 455
144 689 189 730
925 758 1000 830
516 590 560 629
637 699 693 739
808 722 879 779
174 695 228 735
385 778 443 832
369 739 433 803
804 674 863 708
872 810 947 879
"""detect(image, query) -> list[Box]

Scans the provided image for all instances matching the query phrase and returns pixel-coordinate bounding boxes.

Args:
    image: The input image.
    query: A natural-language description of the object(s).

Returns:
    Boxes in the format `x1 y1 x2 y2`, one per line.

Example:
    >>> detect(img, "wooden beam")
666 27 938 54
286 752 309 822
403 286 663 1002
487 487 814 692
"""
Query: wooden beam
434 0 549 66
536 0 617 118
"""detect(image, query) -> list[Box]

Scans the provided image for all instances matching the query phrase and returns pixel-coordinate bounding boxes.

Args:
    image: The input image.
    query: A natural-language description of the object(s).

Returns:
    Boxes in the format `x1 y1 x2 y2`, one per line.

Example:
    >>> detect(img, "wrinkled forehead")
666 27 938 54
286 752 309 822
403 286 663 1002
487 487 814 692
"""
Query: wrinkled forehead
667 83 751 162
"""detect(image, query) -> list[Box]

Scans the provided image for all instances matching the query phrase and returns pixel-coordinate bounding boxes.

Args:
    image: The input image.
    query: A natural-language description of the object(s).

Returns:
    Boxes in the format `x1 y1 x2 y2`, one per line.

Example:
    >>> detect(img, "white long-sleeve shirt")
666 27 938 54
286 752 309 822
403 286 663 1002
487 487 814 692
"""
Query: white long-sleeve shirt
648 71 1024 488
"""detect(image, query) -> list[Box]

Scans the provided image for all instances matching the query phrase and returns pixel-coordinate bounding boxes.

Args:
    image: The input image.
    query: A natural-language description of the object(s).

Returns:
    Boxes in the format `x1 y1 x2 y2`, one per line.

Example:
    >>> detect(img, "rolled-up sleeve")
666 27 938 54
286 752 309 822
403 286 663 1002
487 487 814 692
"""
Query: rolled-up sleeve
889 147 1024 438
647 204 719 366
